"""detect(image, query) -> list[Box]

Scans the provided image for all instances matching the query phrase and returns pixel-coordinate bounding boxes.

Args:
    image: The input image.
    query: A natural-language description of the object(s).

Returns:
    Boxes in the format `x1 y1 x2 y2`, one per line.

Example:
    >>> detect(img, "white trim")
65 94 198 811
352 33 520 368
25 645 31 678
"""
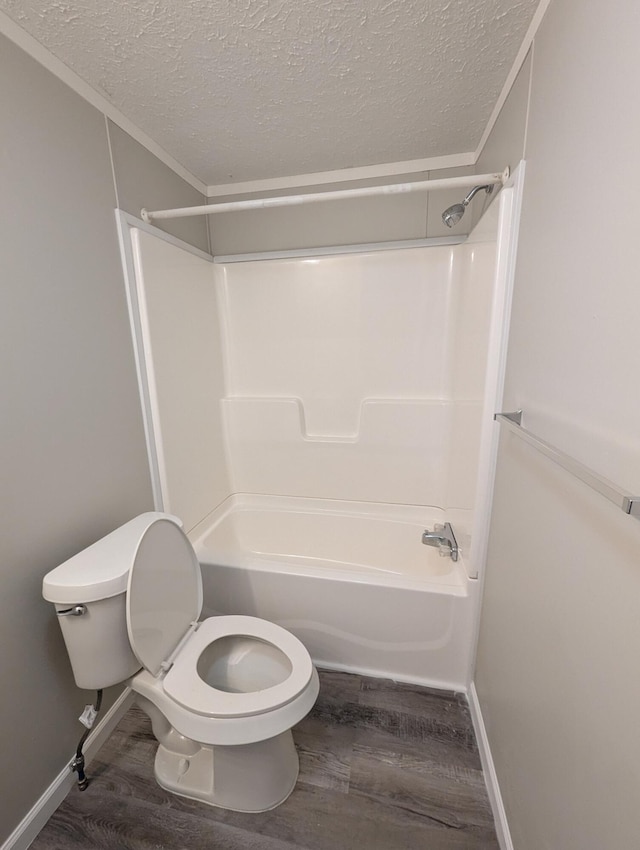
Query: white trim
0 0 544 205
115 211 214 513
206 152 476 197
1 688 134 850
468 683 514 850
465 161 526 681
463 167 524 850
474 0 551 160
467 161 526 584
117 210 214 264
214 235 465 264
0 10 206 196
0 2 541 202
115 211 165 512
130 231 171 514
522 38 536 159
105 114 120 209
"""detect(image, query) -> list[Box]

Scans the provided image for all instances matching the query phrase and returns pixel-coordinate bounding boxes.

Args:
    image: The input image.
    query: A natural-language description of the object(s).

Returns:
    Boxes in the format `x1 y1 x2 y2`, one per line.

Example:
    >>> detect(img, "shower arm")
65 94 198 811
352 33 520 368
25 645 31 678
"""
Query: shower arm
141 168 510 223
462 184 494 206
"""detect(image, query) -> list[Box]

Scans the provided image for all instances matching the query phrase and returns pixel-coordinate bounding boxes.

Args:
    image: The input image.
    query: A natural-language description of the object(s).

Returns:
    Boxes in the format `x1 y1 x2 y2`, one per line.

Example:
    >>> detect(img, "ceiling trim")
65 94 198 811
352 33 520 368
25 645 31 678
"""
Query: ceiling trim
0 9 207 196
474 0 552 160
1 2 550 199
206 152 476 198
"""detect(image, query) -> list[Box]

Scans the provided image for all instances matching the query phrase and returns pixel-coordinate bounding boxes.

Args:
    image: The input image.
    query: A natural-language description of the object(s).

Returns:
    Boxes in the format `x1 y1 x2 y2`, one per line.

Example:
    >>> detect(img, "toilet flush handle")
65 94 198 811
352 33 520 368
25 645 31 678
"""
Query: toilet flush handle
57 604 87 617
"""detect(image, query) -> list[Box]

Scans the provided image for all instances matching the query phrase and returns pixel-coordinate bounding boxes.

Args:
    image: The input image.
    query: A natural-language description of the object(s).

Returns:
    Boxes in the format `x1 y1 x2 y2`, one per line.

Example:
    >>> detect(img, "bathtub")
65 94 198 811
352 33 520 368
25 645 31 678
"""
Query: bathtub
190 495 476 689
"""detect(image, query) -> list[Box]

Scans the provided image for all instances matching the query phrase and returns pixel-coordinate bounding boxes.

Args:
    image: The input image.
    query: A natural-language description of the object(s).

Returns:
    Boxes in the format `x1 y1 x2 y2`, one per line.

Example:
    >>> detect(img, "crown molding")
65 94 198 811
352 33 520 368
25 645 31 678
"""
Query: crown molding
0 9 207 196
1 0 550 203
206 152 476 198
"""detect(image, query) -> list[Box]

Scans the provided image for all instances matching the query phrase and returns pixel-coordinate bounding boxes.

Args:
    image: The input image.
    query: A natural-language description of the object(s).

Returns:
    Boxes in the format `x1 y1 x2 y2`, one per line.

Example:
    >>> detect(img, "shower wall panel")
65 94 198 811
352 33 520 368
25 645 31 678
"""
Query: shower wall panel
131 229 232 531
218 248 454 436
222 398 451 504
444 235 498 557
127 210 501 581
216 243 496 509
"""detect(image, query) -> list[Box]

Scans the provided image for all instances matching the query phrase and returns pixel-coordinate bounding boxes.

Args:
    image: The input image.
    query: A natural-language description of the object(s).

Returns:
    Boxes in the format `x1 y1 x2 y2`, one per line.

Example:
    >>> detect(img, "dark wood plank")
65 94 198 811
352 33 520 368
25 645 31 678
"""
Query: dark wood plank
314 670 362 707
293 714 355 792
349 749 495 831
30 670 498 850
358 676 471 726
31 790 306 850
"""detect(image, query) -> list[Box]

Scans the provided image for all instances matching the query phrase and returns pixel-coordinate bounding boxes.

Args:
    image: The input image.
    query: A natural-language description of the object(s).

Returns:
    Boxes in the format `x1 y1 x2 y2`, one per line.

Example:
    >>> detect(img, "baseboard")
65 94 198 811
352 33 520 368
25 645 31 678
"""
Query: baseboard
1 688 134 850
467 682 513 850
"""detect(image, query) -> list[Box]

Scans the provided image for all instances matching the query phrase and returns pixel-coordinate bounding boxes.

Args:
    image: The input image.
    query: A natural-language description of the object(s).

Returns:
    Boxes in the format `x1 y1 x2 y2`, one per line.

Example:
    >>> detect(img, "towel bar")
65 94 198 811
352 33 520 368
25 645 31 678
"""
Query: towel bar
494 411 640 521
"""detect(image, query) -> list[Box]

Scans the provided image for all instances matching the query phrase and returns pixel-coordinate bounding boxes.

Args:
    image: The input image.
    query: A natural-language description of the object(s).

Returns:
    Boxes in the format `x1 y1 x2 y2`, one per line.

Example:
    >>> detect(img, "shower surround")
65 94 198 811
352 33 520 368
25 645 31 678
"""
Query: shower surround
124 197 510 688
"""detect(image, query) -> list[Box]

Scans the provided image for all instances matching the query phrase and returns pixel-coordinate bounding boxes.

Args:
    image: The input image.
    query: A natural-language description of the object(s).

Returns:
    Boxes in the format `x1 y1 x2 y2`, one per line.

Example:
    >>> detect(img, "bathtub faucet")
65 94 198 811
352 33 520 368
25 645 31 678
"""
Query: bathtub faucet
422 523 459 562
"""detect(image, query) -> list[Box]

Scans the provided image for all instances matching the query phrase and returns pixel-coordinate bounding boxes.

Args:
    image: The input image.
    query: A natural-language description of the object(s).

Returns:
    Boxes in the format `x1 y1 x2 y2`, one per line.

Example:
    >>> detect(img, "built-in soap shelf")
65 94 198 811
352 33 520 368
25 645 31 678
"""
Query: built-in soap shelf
223 396 452 442
222 397 482 505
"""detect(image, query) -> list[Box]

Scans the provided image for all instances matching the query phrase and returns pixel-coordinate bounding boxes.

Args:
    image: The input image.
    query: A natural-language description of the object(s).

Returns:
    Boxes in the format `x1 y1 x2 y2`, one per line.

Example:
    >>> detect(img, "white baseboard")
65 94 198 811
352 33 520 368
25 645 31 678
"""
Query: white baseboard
1 688 134 850
468 682 514 850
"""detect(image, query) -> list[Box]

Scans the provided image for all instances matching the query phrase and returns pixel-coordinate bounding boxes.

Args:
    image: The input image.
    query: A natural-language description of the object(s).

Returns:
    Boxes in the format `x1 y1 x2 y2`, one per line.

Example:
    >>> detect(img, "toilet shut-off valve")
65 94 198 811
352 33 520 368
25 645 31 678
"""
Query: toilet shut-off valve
69 689 103 791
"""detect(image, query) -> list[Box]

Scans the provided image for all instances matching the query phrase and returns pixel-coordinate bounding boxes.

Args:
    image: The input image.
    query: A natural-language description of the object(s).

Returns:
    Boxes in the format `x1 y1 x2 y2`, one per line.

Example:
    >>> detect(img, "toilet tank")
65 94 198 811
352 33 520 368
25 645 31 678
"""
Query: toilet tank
42 512 182 690
52 593 141 690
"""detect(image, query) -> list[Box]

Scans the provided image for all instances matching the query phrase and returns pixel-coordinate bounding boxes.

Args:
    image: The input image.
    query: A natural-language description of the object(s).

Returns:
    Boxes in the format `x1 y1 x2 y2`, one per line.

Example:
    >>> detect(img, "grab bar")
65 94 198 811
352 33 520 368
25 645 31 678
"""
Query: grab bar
494 411 640 521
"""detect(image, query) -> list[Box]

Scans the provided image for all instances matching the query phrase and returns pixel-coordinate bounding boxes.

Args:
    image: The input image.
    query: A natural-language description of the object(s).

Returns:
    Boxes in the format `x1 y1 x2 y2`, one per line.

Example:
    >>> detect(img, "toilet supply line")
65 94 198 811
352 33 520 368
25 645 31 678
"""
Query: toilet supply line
70 689 103 791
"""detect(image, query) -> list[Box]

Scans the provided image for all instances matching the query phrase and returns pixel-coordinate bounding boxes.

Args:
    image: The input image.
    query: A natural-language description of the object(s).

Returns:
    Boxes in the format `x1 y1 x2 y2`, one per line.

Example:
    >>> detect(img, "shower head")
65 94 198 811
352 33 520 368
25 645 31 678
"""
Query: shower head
441 184 494 228
441 203 466 228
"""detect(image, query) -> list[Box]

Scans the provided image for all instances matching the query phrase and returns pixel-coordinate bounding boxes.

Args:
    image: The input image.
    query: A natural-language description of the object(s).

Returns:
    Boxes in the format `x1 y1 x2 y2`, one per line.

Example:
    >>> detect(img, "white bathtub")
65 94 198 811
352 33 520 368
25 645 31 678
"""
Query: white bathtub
190 495 476 689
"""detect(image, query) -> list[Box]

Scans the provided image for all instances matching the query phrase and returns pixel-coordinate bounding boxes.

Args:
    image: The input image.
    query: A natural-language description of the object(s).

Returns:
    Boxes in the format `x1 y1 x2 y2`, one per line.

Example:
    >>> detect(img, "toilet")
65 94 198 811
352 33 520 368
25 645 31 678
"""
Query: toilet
42 512 319 812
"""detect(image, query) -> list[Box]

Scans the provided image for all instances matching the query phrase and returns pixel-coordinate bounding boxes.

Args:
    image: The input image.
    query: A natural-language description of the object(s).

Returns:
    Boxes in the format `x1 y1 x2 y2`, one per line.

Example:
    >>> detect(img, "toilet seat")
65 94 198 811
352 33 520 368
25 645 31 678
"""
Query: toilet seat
124 517 314 723
162 615 314 718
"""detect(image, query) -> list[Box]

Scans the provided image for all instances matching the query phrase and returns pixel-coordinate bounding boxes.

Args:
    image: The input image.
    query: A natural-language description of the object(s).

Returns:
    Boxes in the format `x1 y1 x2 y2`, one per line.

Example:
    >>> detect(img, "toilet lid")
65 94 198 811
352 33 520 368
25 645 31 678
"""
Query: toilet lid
126 518 203 676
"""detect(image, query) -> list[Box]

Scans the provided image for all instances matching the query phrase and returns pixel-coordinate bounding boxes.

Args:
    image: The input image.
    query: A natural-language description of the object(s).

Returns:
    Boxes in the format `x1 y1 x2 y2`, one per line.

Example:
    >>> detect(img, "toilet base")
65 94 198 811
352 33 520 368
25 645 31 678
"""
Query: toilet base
154 729 300 812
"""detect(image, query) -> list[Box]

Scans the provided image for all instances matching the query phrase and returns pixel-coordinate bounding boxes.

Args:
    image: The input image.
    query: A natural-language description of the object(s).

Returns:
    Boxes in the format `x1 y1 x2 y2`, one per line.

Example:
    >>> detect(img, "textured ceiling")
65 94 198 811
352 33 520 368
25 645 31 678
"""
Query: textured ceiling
1 0 539 185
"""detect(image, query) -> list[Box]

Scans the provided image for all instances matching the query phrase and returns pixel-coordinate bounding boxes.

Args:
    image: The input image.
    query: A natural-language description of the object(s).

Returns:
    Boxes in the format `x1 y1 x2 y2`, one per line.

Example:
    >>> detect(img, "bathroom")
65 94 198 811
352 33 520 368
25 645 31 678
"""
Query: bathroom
2 1 640 849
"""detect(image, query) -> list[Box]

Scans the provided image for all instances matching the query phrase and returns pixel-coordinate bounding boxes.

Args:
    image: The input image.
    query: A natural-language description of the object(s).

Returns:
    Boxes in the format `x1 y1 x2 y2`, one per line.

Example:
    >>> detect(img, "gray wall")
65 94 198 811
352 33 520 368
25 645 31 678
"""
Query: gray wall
208 164 506 255
471 49 532 228
108 120 209 252
0 33 207 845
474 1 640 848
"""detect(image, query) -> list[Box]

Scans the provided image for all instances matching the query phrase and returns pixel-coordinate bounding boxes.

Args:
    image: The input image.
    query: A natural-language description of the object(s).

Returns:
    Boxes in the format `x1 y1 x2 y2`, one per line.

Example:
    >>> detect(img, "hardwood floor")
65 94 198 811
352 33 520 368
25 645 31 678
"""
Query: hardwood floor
31 671 499 850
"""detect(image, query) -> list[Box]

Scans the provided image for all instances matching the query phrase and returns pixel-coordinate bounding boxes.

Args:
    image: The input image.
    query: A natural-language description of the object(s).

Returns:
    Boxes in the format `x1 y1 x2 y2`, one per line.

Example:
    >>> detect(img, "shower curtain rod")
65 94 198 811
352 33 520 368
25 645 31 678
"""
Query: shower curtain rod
141 168 510 223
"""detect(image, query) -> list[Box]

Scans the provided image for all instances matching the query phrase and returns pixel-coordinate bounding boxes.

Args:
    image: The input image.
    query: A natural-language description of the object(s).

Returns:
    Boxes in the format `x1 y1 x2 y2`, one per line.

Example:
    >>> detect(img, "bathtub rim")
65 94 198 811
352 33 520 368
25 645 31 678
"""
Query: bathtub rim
189 493 470 596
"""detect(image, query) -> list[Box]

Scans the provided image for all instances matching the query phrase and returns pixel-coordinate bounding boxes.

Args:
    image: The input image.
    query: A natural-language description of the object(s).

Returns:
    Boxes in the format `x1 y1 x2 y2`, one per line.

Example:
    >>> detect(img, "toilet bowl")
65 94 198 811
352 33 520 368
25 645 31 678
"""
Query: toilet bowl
42 512 319 812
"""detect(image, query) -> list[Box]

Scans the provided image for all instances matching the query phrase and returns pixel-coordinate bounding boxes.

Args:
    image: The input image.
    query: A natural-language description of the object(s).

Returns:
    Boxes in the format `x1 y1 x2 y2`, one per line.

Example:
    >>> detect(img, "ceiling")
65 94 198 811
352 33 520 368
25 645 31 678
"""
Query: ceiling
0 0 540 187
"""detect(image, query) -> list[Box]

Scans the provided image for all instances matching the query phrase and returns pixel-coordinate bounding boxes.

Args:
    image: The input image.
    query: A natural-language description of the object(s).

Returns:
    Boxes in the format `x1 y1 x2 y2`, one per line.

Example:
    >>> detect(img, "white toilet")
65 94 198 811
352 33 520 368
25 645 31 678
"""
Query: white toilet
42 512 319 812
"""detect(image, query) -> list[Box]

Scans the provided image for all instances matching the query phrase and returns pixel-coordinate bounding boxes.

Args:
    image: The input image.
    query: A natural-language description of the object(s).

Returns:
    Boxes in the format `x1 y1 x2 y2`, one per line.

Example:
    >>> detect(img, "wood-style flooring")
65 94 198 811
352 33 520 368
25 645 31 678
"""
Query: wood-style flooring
31 671 499 849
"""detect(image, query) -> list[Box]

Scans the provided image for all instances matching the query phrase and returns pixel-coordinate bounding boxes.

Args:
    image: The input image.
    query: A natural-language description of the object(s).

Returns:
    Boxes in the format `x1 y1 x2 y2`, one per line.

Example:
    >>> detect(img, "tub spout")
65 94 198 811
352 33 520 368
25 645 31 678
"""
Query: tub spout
422 523 459 561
